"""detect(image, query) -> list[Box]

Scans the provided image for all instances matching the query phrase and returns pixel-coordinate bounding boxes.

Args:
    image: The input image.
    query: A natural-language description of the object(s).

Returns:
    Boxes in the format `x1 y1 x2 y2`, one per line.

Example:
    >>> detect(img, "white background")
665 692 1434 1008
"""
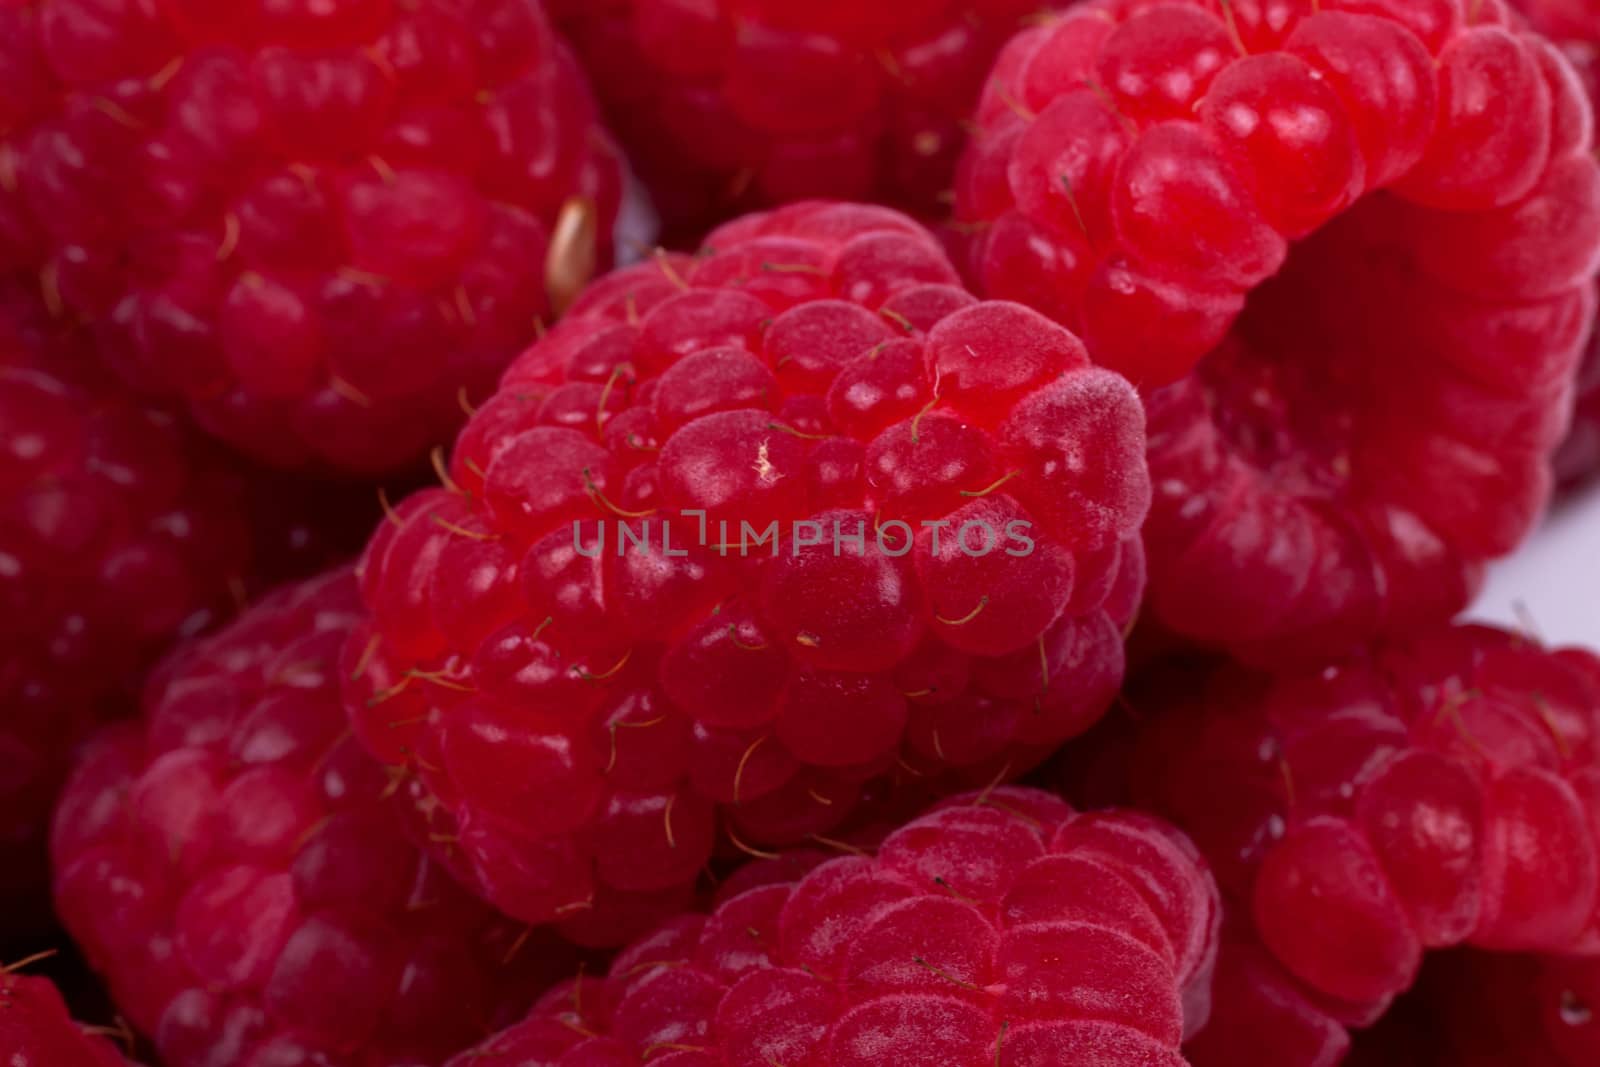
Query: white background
1470 484 1600 647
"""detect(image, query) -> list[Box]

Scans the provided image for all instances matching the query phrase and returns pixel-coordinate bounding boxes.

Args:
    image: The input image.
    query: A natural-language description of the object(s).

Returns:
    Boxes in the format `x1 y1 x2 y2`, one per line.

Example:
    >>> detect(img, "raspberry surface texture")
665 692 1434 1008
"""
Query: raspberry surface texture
1130 624 1600 1042
1518 0 1600 46
51 569 571 1067
0 282 363 939
343 200 1152 938
959 0 1600 659
0 969 126 1067
0 0 622 474
1512 1 1600 487
548 0 1057 241
446 786 1220 1067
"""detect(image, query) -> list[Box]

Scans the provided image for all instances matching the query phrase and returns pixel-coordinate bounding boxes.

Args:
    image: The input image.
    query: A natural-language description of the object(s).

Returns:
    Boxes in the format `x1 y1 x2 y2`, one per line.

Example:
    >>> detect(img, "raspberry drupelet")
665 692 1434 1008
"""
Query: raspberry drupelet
547 0 1059 242
959 0 1600 660
1515 0 1600 488
445 786 1221 1067
1518 0 1600 56
0 282 364 940
343 200 1152 940
52 569 576 1067
0 967 128 1067
1128 624 1600 1055
0 0 622 474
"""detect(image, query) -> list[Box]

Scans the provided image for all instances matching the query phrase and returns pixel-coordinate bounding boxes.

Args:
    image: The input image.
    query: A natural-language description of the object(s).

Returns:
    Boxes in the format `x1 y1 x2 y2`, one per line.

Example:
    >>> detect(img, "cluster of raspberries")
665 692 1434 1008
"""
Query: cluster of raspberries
6 2 1600 1066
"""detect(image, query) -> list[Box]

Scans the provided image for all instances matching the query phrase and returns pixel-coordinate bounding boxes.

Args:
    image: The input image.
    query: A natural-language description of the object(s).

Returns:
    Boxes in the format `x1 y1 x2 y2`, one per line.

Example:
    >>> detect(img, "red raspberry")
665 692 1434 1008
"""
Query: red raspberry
1513 2 1600 488
548 0 1056 241
1182 927 1351 1067
1519 0 1600 45
343 200 1152 940
1129 625 1600 1045
0 0 622 474
958 0 1600 659
0 283 363 939
445 786 1221 1067
51 569 573 1067
0 968 125 1067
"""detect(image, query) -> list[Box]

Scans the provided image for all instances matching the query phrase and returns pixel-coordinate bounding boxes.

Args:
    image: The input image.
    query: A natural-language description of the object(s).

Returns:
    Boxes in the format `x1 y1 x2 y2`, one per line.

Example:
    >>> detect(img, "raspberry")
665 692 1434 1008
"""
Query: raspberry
1129 624 1600 1042
0 0 622 474
0 282 363 940
1513 2 1600 488
1182 928 1351 1067
0 968 125 1067
342 200 1151 939
444 786 1220 1067
1518 0 1600 46
958 0 1600 659
548 0 1056 241
51 569 574 1066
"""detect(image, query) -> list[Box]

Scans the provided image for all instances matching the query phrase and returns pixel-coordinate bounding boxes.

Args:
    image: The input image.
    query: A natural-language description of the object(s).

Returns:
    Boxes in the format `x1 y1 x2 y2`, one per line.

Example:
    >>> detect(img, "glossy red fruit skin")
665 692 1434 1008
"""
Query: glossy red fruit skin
1130 625 1600 1059
343 200 1152 941
547 0 1057 241
0 282 364 940
0 0 622 475
51 569 576 1067
446 786 1220 1067
959 0 1600 661
0 972 126 1067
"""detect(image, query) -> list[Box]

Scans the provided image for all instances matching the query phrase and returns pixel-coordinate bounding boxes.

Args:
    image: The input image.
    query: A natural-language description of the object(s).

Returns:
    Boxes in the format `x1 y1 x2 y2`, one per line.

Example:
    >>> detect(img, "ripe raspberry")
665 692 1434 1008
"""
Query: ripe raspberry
1518 0 1600 47
1514 3 1600 488
1181 927 1351 1067
0 968 126 1067
52 569 572 1067
0 283 364 939
1129 624 1600 1041
343 200 1152 939
958 0 1600 659
0 0 622 474
548 0 1057 241
445 786 1221 1067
